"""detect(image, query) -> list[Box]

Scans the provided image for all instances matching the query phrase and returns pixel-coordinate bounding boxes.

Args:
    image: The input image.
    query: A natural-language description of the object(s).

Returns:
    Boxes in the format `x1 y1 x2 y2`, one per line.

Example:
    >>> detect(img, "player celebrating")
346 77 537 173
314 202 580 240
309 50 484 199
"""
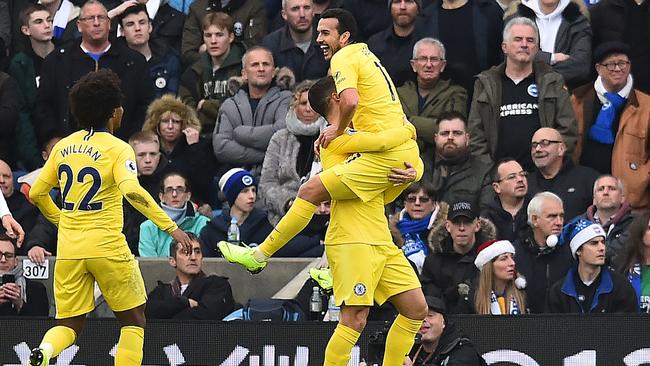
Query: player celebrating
28 69 191 366
218 9 427 366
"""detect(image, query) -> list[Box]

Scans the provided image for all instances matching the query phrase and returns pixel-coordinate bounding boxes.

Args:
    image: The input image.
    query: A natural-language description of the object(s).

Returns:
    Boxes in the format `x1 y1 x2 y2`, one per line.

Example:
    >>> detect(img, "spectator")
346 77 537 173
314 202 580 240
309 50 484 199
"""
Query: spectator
571 42 650 211
139 173 211 257
388 182 440 274
200 168 273 257
405 296 485 365
182 0 267 66
341 0 391 41
0 234 49 316
142 94 218 206
34 0 153 143
422 111 493 211
259 80 326 225
117 3 182 98
262 0 329 82
0 160 38 244
546 219 638 313
123 131 168 254
421 201 496 314
397 38 467 151
416 0 504 96
504 0 592 89
590 0 650 95
576 175 634 264
468 17 577 170
179 12 245 131
614 211 650 313
0 71 20 166
212 46 292 178
473 239 527 314
528 127 599 220
145 233 236 319
481 158 531 241
513 191 573 313
367 0 422 87
9 4 55 171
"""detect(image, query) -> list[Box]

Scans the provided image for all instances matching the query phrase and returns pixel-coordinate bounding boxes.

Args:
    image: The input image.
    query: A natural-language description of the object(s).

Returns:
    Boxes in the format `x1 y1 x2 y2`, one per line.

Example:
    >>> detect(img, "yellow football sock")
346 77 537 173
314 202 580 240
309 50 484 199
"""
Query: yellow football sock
114 326 144 366
258 197 316 257
324 323 361 366
40 325 77 359
383 314 422 365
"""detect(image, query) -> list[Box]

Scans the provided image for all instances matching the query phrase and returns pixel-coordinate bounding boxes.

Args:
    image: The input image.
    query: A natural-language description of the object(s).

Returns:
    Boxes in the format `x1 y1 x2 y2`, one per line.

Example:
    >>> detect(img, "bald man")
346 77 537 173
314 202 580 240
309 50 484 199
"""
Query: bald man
526 128 599 219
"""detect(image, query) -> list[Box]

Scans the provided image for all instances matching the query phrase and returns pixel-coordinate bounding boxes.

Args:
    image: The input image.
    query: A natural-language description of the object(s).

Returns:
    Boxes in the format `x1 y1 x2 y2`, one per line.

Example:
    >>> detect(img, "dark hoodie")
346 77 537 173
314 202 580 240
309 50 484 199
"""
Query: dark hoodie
420 213 497 314
199 207 273 257
480 195 531 241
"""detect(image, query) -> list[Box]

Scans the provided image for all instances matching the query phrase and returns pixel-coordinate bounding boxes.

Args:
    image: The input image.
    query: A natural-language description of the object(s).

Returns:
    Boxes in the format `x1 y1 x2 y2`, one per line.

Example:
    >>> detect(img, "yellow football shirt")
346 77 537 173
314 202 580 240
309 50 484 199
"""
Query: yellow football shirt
330 43 404 133
31 129 177 259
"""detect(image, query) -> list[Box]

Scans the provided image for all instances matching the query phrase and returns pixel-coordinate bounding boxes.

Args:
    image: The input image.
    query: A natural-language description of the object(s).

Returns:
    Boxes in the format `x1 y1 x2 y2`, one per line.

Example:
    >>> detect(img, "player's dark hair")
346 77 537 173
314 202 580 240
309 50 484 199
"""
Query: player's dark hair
69 69 124 130
402 182 438 202
170 232 202 258
490 157 518 183
116 2 149 27
436 110 467 128
308 76 335 119
19 3 49 27
320 8 358 43
159 171 191 194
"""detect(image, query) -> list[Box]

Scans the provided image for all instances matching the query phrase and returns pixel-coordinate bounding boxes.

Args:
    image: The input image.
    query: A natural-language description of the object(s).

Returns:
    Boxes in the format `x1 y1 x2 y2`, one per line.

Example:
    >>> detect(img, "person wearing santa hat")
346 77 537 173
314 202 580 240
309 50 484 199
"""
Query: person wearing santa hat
473 239 528 315
546 218 638 313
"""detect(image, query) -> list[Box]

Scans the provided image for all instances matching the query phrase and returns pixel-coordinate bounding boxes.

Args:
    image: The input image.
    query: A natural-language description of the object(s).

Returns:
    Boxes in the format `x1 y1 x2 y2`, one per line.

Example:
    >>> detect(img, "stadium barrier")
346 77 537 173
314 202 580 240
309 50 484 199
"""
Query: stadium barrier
2 314 649 365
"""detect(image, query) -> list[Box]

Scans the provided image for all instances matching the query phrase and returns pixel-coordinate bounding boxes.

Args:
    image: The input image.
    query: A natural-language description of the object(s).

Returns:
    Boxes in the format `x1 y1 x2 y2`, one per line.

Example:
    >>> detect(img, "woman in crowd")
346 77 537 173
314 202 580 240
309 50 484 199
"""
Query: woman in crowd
615 211 650 313
259 80 327 225
473 240 527 315
142 94 218 206
388 182 439 274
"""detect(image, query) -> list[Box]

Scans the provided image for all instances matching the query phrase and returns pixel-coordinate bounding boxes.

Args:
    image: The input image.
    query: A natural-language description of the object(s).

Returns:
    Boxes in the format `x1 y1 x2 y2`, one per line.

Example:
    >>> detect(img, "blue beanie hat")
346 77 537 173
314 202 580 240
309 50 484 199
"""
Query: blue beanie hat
218 168 256 206
559 218 606 258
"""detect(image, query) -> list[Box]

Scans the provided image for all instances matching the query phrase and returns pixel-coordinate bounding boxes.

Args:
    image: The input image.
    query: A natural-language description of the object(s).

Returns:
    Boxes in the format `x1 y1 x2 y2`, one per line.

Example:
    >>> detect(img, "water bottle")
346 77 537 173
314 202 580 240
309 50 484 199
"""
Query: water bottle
227 217 240 245
309 286 322 320
327 295 340 322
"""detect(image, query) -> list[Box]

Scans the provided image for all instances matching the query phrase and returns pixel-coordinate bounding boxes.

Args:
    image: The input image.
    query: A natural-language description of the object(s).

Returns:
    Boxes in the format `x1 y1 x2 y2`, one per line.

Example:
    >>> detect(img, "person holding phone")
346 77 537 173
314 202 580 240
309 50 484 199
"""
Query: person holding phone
0 233 48 316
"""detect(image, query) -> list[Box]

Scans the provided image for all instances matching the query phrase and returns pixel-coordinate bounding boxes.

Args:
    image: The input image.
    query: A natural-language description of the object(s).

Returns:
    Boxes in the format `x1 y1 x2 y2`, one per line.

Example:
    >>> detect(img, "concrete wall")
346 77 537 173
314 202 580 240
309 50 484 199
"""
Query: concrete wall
19 257 316 316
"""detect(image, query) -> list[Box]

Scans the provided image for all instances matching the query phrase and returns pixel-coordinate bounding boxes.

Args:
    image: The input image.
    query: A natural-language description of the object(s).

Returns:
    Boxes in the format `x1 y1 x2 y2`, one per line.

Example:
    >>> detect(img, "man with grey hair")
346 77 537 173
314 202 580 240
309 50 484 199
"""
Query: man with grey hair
576 175 634 264
367 0 423 87
468 16 577 171
397 37 467 152
513 191 574 313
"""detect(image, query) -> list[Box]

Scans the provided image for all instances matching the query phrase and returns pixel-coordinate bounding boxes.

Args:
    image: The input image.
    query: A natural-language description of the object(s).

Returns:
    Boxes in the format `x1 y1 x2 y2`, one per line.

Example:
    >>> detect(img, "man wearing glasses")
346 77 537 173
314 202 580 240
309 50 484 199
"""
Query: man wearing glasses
34 0 153 144
528 127 599 220
571 42 650 212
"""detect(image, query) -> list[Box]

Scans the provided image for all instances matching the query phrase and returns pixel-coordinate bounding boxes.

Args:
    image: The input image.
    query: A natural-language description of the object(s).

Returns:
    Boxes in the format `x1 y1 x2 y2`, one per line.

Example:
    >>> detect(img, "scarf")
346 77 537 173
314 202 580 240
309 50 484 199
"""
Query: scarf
489 291 521 315
52 0 74 39
1 266 28 305
590 75 633 144
285 108 327 136
430 150 468 192
168 0 193 14
396 207 437 273
161 202 188 223
628 264 647 312
170 271 205 297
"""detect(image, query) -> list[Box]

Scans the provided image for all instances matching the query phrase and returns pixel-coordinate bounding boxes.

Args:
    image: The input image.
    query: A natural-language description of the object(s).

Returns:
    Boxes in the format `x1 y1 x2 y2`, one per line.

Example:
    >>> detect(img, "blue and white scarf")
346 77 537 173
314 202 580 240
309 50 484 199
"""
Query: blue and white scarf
589 75 633 144
490 291 521 315
396 207 437 273
52 0 74 39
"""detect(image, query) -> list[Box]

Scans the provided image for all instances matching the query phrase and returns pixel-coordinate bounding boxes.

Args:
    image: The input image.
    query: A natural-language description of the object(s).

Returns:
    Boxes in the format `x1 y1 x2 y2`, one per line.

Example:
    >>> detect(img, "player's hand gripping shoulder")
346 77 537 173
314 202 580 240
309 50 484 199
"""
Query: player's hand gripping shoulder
171 229 193 252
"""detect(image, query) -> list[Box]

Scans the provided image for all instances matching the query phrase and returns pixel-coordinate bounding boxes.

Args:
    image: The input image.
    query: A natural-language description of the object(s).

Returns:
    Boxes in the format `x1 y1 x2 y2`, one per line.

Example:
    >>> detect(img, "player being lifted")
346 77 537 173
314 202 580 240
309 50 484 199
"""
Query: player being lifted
28 69 191 366
218 9 427 366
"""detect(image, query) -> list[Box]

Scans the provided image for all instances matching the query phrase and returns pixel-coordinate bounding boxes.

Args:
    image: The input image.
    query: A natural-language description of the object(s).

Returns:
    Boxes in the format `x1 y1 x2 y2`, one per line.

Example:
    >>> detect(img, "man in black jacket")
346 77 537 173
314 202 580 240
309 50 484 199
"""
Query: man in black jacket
146 233 236 320
546 219 637 313
0 234 49 316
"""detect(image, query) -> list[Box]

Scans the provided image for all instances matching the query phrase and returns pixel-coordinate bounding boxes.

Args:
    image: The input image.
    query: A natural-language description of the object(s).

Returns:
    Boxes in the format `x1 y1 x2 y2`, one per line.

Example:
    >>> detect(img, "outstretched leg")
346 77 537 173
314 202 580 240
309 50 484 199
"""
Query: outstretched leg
29 316 85 366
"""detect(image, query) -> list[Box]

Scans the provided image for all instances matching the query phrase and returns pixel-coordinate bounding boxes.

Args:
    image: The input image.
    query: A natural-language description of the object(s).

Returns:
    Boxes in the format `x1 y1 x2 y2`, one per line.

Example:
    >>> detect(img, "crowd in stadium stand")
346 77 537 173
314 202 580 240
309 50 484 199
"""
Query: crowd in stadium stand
1 0 649 331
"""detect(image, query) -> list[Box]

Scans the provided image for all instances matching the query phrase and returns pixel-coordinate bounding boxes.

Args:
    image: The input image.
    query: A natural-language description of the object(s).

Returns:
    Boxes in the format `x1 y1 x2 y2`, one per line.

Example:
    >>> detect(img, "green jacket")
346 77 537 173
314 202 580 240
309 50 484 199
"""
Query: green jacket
468 61 577 163
397 79 467 148
139 205 211 257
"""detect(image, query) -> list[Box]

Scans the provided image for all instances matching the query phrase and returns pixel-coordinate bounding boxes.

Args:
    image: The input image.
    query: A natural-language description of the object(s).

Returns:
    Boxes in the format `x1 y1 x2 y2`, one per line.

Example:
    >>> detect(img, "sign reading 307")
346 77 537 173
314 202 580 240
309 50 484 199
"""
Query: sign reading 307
22 259 49 279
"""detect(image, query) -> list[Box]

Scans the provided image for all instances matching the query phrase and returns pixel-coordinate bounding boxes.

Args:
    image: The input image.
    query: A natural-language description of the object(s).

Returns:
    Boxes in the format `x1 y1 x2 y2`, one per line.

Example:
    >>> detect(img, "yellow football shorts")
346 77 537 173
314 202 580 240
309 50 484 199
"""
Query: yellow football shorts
53 254 146 319
325 243 420 307
320 140 422 203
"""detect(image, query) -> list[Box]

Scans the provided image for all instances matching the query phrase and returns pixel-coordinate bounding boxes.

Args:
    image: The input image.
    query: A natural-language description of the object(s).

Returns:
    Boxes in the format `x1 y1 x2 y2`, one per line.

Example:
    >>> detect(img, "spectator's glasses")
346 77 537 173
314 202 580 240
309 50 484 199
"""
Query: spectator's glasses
599 60 630 71
78 15 109 23
405 195 431 204
413 56 444 65
495 171 527 183
531 139 561 149
0 251 16 260
163 187 188 195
